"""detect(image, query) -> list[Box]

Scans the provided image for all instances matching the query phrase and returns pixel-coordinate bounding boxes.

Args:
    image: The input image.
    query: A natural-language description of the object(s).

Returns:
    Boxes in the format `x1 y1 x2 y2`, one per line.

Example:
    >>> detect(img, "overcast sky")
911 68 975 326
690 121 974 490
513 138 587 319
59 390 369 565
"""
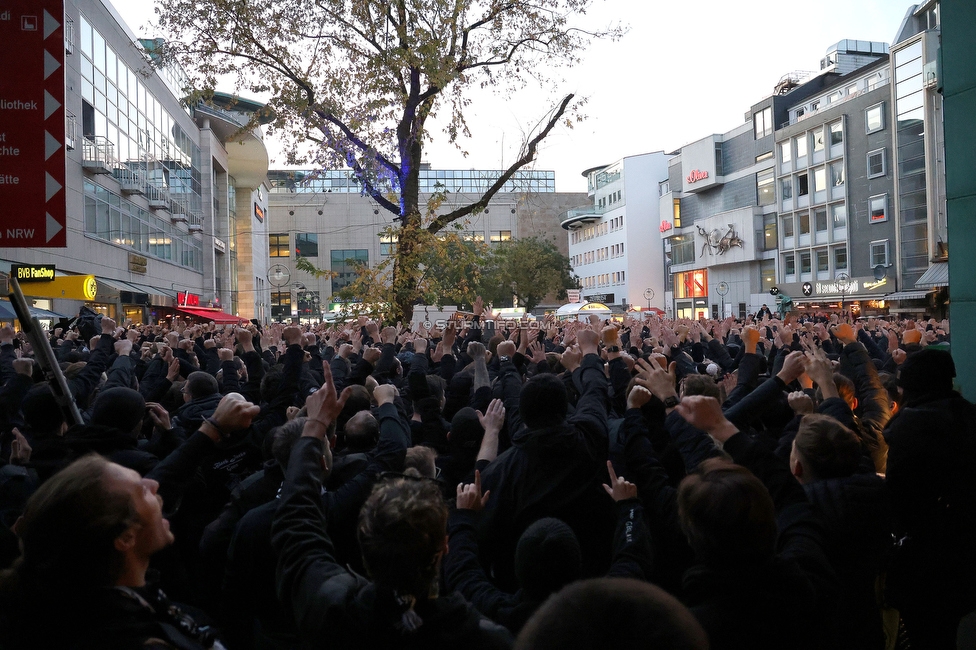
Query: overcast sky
112 0 910 192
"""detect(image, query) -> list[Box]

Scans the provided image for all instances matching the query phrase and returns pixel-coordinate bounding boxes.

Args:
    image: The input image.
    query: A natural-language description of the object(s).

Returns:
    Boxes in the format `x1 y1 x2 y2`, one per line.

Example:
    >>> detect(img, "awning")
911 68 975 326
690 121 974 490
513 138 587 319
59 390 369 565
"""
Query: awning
885 290 931 301
914 262 949 289
0 299 68 320
175 306 246 324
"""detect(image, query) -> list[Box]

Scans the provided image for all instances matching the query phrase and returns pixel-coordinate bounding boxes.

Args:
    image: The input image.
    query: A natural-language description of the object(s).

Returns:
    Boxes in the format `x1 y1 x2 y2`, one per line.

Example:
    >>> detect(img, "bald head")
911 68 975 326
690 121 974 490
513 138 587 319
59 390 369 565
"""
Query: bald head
344 410 379 451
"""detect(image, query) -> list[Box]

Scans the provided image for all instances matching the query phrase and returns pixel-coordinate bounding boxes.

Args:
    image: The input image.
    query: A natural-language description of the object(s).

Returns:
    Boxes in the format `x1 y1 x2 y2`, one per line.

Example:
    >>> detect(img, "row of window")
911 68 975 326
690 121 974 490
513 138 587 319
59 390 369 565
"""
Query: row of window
783 246 848 278
780 121 845 163
582 271 626 289
571 242 625 267
571 219 620 244
83 181 204 272
598 190 622 209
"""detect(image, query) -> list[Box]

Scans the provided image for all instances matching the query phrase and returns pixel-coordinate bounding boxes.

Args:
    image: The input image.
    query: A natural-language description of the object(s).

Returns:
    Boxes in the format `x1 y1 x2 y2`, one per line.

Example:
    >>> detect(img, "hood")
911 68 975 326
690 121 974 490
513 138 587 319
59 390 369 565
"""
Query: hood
174 393 223 427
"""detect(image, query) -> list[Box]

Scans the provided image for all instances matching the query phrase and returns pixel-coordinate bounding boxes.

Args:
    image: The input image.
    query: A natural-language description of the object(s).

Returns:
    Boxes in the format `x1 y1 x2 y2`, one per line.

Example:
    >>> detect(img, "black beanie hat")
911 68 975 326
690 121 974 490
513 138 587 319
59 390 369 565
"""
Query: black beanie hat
90 387 146 433
450 407 484 452
515 518 582 600
898 348 955 397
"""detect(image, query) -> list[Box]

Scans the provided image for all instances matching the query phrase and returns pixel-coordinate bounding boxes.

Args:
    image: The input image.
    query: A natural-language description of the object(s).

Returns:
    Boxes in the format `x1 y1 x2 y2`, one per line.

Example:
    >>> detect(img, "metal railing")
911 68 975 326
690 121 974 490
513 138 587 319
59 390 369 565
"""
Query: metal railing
65 111 76 150
64 16 74 54
82 137 115 173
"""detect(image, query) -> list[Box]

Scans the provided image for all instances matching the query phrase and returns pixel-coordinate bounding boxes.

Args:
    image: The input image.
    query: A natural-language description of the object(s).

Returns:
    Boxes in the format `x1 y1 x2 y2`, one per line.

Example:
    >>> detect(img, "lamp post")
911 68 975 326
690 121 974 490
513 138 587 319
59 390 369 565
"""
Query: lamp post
837 272 850 317
643 288 654 311
716 281 730 318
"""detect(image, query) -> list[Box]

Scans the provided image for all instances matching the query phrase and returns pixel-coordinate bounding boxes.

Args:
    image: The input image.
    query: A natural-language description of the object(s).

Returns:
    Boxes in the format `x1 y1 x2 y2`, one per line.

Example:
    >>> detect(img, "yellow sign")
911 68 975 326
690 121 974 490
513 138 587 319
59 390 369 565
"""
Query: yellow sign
20 275 98 301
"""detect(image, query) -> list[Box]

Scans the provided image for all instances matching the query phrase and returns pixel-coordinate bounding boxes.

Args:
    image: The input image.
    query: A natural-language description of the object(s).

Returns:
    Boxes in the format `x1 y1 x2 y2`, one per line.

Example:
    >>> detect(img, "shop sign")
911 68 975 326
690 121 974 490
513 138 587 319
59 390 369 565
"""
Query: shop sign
214 238 226 253
11 263 55 281
585 293 614 304
816 279 859 295
128 253 148 274
567 289 581 303
659 220 672 233
254 203 265 222
20 274 96 301
686 169 709 184
177 292 200 307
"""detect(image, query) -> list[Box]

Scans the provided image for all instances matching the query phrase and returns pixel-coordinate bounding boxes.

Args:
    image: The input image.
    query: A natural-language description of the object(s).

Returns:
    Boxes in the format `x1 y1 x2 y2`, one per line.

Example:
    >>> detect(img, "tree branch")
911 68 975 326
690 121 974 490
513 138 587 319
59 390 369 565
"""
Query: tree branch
425 93 573 234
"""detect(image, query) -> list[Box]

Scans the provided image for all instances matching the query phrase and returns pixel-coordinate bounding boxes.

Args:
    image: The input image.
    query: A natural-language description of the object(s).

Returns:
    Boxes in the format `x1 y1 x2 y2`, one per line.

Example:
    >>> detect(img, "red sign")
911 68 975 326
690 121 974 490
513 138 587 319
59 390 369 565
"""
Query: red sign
254 202 264 222
659 220 672 233
686 169 709 184
177 292 201 306
0 0 66 247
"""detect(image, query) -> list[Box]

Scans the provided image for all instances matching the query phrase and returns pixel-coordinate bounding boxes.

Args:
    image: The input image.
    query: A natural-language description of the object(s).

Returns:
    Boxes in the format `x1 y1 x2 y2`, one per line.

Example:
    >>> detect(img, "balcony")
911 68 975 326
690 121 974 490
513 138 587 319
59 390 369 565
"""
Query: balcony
82 137 115 174
188 213 204 232
64 16 74 54
146 183 170 210
116 166 146 195
561 205 606 230
65 111 76 150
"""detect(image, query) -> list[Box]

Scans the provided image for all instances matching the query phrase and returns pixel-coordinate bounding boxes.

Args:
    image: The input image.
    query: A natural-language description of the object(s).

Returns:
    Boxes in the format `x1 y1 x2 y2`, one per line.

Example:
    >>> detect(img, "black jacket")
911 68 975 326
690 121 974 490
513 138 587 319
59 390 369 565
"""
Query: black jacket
271 410 511 649
477 353 614 590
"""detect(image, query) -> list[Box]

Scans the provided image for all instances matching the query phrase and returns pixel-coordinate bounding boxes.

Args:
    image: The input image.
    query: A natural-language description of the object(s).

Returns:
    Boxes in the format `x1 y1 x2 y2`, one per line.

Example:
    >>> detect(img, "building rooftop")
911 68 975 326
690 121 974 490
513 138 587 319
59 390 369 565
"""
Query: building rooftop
268 168 556 194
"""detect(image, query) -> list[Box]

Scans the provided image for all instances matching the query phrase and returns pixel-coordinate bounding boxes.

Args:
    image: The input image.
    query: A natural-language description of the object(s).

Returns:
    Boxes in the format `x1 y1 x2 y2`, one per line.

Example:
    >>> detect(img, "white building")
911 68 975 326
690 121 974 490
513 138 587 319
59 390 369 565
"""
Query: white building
563 152 672 312
1 0 270 323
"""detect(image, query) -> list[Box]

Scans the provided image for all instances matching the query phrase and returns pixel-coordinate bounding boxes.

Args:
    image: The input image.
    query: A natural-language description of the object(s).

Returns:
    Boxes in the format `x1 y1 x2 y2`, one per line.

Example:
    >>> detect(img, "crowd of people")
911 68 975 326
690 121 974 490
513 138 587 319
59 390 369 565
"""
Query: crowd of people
0 297 971 649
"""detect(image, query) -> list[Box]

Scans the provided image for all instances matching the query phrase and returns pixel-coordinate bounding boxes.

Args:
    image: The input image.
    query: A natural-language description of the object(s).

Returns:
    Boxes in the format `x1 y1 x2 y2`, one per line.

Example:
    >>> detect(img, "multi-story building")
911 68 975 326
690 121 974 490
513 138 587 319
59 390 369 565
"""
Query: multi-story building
563 152 672 312
886 1 948 316
773 47 899 315
659 40 893 319
1 0 270 323
266 168 585 320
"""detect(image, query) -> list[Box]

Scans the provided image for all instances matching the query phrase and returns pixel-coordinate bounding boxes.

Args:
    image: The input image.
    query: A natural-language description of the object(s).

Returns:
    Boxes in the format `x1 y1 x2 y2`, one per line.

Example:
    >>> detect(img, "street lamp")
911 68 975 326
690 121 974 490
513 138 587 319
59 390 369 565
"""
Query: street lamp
716 281 730 318
643 288 654 310
837 272 850 316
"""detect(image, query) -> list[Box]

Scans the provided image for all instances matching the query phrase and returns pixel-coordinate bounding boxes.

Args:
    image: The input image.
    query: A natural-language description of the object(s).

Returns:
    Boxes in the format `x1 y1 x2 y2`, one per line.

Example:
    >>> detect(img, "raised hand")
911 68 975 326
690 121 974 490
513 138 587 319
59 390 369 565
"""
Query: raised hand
303 362 350 437
674 395 738 442
457 469 490 511
477 398 506 435
603 460 637 502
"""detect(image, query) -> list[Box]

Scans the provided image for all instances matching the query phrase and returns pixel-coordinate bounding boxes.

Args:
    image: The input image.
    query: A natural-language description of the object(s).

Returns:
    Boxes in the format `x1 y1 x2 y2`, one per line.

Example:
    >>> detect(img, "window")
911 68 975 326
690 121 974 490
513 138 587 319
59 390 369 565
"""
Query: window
815 208 828 232
829 121 843 146
271 292 291 320
715 142 724 176
297 291 320 317
380 234 398 256
831 203 847 229
800 251 812 274
813 167 827 193
869 195 888 223
866 103 884 133
672 198 681 228
780 141 791 163
799 212 811 235
795 135 808 158
754 106 773 139
784 253 796 277
813 127 825 152
763 215 777 251
781 178 793 201
269 233 289 257
867 149 886 177
756 151 774 163
671 234 695 265
674 269 708 299
870 240 889 267
797 173 809 197
782 214 795 238
490 230 512 244
331 249 369 294
817 249 829 273
761 259 776 292
835 246 848 271
830 162 845 187
757 169 775 206
847 83 859 96
295 233 318 257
